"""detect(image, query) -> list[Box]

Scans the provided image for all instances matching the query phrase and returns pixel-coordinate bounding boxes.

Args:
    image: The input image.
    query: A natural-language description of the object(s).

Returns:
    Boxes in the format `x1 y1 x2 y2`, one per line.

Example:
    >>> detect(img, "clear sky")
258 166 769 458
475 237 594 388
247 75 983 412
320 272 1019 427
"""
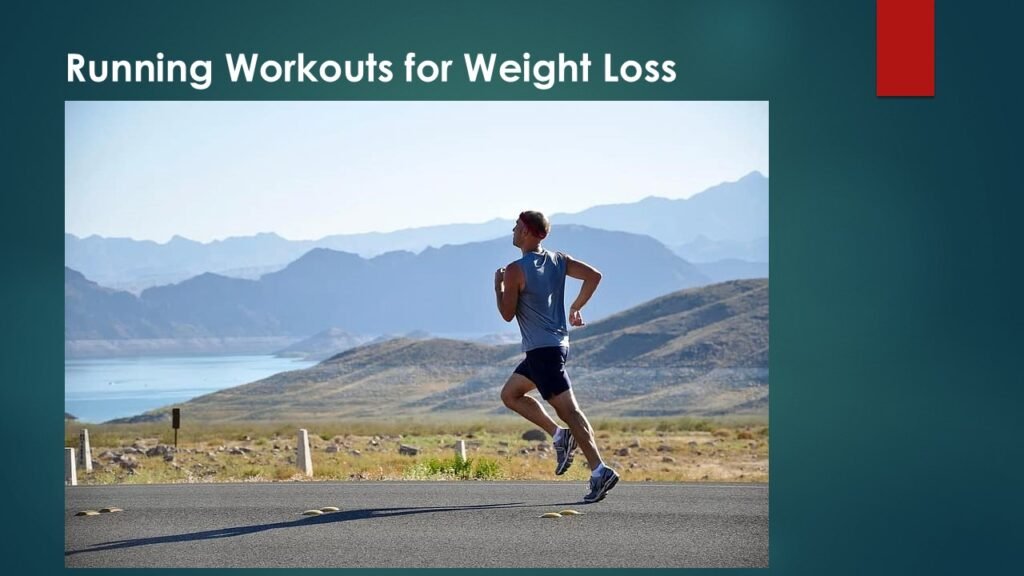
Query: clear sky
65 101 768 242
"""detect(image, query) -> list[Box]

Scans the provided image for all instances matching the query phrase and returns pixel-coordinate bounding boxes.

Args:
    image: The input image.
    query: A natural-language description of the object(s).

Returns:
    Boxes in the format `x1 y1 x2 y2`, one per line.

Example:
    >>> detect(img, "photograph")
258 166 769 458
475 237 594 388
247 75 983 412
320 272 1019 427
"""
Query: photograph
64 100 769 568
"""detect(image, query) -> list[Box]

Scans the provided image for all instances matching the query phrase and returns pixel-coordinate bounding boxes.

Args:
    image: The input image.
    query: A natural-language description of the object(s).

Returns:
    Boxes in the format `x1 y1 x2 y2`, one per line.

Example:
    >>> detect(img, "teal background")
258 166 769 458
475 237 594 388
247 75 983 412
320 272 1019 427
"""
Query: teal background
4 0 1022 573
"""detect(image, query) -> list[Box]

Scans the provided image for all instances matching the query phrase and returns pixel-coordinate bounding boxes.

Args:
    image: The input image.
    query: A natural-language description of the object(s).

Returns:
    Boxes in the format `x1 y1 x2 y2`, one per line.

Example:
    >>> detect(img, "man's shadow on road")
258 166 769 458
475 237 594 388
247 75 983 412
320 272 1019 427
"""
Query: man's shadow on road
66 500 580 556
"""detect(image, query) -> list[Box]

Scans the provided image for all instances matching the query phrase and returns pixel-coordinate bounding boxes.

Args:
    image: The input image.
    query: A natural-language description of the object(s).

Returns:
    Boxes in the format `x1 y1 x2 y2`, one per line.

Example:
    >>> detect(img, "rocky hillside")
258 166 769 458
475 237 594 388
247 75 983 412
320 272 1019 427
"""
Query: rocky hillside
133 279 767 422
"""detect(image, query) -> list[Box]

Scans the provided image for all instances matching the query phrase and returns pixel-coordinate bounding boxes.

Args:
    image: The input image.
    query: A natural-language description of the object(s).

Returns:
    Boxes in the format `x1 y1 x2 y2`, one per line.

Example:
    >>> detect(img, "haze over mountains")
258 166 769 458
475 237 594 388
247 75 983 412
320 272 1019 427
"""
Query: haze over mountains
119 279 768 422
66 172 768 291
67 169 771 420
551 171 768 249
66 226 712 356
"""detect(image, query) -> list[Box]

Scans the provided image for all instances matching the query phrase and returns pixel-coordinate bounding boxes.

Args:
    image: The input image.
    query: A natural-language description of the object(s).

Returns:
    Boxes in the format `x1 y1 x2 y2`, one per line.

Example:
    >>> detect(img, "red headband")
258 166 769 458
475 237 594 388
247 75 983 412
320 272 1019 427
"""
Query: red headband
518 212 547 239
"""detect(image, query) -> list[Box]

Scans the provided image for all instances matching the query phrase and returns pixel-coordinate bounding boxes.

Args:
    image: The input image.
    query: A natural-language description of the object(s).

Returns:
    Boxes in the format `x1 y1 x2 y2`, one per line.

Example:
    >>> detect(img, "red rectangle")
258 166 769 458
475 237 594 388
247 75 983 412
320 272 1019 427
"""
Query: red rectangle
877 0 935 96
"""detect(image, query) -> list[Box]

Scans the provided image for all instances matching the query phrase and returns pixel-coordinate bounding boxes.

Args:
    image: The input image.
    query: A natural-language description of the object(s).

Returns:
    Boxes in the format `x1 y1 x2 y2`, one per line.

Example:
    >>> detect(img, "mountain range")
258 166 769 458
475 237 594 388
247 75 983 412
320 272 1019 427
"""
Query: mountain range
66 226 712 353
118 279 768 422
66 172 768 291
551 171 768 247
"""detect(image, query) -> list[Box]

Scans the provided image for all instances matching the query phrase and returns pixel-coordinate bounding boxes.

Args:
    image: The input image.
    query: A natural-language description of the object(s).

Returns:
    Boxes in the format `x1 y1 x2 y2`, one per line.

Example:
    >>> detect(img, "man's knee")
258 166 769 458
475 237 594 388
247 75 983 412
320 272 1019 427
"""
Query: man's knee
502 374 537 410
500 387 522 409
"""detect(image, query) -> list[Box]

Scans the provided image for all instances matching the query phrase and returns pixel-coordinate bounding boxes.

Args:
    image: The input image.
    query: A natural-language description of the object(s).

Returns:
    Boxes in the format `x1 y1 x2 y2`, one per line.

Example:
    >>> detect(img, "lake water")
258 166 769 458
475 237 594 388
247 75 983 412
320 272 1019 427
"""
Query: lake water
65 355 318 423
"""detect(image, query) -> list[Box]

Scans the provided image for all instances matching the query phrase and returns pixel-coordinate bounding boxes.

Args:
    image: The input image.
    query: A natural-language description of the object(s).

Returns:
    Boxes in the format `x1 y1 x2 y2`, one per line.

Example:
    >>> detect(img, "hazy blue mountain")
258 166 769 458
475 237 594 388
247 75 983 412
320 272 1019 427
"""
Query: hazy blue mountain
65 226 710 346
64 267 295 360
552 171 768 246
65 232 315 291
315 219 513 257
65 173 767 290
65 221 514 291
206 225 707 335
694 259 769 283
64 267 172 339
672 235 769 263
141 273 282 337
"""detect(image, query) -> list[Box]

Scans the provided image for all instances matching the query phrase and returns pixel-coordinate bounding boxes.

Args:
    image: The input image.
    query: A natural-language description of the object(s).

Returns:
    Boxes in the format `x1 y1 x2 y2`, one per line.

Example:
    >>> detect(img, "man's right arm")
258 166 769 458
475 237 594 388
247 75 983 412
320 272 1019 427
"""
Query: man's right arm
495 262 523 322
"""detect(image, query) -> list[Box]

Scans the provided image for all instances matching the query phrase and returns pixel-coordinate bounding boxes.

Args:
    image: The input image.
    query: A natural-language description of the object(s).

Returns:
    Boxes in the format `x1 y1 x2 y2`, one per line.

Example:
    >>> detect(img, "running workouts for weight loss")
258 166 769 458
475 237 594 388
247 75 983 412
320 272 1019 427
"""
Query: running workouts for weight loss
494 210 619 503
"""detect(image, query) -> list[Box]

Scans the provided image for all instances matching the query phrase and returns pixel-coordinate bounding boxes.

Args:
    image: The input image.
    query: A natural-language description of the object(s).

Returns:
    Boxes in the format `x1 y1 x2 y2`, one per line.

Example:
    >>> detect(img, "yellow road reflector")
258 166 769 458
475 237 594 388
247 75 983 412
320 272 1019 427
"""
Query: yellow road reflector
539 512 562 518
75 510 100 516
99 507 123 513
302 509 324 516
320 506 340 513
558 509 583 516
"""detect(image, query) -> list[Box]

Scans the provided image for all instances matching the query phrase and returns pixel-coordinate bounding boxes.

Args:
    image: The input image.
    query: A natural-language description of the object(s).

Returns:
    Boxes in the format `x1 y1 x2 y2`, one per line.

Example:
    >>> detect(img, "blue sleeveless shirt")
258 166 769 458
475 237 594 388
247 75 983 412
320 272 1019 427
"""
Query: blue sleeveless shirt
514 249 569 352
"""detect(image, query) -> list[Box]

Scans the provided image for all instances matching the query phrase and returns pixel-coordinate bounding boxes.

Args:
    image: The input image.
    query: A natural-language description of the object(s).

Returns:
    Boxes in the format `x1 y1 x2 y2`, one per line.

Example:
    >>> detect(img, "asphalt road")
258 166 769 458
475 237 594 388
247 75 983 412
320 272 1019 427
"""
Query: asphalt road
66 481 767 568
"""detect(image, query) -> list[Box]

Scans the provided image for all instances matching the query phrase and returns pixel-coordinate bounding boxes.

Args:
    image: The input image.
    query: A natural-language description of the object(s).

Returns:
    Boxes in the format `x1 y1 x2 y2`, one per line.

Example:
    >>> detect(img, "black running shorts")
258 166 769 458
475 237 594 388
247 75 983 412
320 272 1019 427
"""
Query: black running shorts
513 346 572 400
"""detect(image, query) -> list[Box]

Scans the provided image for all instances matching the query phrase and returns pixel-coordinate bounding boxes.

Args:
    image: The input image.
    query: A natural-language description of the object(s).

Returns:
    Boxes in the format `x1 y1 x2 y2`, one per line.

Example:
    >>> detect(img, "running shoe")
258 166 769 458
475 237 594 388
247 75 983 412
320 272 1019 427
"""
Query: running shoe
583 467 620 503
553 428 577 475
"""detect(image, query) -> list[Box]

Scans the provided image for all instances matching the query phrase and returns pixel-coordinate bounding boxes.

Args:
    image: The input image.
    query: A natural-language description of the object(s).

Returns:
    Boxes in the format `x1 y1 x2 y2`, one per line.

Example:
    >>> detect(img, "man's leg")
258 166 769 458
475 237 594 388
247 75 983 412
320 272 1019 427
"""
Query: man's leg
500 373 559 435
547 388 601 470
548 388 620 503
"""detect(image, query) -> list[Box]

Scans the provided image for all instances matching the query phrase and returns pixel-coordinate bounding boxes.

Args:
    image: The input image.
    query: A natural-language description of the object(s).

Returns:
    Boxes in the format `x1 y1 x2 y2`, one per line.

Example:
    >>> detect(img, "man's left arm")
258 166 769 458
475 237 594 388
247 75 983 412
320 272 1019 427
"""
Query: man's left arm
565 254 602 327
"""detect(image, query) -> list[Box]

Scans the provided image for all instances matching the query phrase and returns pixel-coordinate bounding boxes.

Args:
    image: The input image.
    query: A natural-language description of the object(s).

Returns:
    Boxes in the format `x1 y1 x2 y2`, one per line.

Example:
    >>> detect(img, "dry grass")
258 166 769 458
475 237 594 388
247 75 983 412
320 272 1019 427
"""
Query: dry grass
65 417 768 485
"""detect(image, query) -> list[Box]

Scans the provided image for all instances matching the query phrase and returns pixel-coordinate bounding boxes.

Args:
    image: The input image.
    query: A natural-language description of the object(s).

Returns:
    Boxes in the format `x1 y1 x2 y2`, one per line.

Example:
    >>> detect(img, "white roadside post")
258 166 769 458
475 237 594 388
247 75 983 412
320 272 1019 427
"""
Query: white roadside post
297 429 314 477
65 447 78 486
456 440 467 462
78 429 93 472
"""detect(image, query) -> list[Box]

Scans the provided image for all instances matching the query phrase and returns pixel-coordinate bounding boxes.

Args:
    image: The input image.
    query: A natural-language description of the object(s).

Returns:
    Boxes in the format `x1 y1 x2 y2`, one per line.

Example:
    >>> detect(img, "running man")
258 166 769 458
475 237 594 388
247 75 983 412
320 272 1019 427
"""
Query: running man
494 210 619 503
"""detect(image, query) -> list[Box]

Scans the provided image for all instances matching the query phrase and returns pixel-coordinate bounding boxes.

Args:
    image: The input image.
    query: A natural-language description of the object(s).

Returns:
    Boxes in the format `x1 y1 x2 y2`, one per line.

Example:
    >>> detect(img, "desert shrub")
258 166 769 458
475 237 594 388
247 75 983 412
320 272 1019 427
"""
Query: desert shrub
427 455 473 477
404 455 502 480
240 466 263 480
472 458 502 479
